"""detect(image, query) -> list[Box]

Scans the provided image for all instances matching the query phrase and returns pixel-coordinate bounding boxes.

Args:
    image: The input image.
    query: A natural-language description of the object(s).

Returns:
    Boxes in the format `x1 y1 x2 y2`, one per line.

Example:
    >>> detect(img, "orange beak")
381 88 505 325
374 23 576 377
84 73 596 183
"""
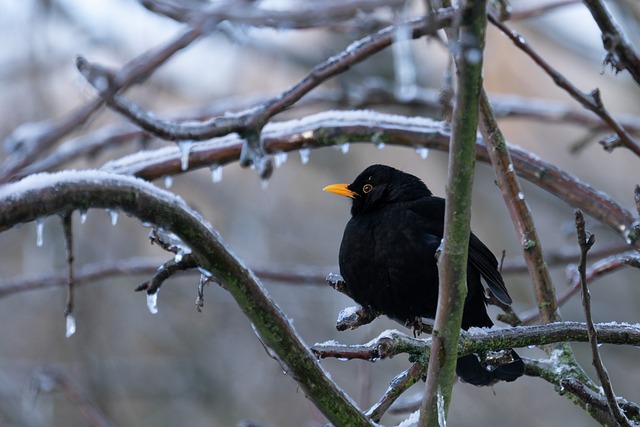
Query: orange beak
323 183 357 199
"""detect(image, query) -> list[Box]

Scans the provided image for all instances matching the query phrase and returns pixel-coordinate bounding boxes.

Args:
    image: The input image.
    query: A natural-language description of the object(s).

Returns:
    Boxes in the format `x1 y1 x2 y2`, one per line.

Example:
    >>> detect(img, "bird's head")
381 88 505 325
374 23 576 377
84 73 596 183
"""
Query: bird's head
323 164 432 216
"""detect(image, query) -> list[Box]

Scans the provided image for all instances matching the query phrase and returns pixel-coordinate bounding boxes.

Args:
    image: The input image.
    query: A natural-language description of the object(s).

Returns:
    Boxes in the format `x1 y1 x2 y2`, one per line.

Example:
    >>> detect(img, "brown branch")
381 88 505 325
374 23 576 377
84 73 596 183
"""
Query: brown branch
0 23 207 184
561 378 640 426
583 0 640 86
522 250 640 324
78 9 456 178
479 90 560 324
97 111 639 248
575 210 630 426
488 13 640 157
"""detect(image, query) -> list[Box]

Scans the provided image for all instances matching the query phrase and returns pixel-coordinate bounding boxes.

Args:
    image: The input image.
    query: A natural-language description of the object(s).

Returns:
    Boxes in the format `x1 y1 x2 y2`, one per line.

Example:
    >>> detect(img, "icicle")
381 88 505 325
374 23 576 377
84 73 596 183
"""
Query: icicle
392 0 417 102
437 387 447 427
197 266 213 278
164 175 173 189
177 141 193 171
210 164 223 183
79 209 88 225
35 218 44 247
106 209 119 226
299 147 310 165
174 246 191 263
261 178 270 190
415 146 429 159
146 292 158 314
65 313 76 338
273 152 288 168
340 143 350 154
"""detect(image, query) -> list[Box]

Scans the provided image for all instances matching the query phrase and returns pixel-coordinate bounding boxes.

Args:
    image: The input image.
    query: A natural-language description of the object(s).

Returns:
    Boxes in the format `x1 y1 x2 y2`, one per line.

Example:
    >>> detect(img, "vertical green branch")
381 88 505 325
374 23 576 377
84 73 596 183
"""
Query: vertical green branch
419 1 487 426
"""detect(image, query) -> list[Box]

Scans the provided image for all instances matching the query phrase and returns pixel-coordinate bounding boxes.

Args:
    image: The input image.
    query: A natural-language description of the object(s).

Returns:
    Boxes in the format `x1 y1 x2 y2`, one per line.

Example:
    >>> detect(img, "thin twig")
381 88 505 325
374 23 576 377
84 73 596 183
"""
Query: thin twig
488 14 640 157
575 210 631 426
521 250 640 324
78 9 456 178
366 363 426 423
0 24 207 184
583 0 640 86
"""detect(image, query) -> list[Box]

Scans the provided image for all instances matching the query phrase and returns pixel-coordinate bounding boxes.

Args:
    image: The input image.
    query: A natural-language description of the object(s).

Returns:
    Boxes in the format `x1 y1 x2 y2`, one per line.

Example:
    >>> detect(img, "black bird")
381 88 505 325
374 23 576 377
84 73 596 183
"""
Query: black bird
323 164 524 386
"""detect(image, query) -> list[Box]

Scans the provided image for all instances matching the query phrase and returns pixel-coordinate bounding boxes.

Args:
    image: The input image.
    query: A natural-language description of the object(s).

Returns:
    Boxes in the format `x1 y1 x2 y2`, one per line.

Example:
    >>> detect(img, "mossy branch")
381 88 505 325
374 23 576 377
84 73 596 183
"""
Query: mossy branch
0 171 373 427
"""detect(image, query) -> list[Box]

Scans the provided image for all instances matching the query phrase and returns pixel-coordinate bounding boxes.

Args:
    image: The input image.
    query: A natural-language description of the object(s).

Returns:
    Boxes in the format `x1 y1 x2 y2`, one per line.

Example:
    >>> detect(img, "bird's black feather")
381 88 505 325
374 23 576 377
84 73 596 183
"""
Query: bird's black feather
328 164 524 386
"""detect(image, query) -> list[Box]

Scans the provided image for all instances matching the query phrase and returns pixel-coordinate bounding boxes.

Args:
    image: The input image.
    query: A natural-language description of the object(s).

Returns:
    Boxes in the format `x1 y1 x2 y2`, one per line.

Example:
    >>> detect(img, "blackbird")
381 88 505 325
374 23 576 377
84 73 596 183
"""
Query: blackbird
324 164 524 386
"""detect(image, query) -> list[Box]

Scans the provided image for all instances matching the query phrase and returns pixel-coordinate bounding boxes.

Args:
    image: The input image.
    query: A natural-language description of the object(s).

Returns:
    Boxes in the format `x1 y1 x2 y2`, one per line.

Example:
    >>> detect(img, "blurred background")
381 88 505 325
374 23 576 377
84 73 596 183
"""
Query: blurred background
1 0 640 426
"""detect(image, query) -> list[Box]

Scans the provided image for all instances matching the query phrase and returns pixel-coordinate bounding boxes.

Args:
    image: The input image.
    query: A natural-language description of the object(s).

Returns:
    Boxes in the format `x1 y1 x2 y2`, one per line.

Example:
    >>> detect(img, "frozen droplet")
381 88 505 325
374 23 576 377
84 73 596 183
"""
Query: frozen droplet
299 147 310 165
174 245 191 263
340 143 350 154
197 266 213 278
261 178 270 190
517 192 525 200
178 141 193 171
517 35 526 45
273 152 288 168
465 48 482 64
107 209 118 226
146 292 158 314
210 164 223 183
415 147 429 159
35 219 44 247
164 175 173 189
392 4 417 102
597 343 603 348
372 132 385 149
79 210 88 224
65 313 76 338
507 164 514 173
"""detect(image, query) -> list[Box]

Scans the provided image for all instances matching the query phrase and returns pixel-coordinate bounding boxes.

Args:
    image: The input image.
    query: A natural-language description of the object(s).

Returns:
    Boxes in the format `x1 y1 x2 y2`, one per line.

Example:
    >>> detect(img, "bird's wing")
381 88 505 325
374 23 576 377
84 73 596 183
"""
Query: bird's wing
468 232 512 305
408 197 512 305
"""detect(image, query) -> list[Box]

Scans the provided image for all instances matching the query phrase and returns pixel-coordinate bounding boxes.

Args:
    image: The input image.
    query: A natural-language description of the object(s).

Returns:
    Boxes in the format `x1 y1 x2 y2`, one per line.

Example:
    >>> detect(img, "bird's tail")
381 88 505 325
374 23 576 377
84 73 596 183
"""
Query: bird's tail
455 349 524 386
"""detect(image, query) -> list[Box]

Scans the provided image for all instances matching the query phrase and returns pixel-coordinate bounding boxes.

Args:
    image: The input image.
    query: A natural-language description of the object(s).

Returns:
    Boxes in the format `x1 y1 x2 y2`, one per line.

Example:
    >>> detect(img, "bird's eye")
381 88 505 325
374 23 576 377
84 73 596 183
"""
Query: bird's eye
362 184 373 193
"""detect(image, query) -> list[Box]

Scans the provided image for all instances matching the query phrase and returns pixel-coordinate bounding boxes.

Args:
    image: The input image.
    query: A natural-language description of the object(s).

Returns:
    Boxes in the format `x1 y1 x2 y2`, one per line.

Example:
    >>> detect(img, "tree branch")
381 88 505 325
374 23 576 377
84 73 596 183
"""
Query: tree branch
575 210 632 426
479 91 560 324
583 0 640 86
488 13 640 156
421 2 486 425
0 171 373 426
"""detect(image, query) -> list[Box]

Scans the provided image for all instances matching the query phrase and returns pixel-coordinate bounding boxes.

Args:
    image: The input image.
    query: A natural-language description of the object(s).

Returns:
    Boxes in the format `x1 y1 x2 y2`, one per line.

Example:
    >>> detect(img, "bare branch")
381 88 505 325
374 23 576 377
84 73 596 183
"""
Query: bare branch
488 14 640 157
583 0 640 86
479 91 559 324
366 363 426 423
522 250 640 324
0 171 373 426
78 9 456 178
575 210 632 426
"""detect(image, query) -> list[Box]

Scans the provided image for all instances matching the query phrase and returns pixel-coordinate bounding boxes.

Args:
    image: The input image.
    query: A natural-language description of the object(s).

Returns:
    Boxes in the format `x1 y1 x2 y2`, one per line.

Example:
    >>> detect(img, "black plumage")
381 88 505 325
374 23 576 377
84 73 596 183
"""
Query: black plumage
324 164 524 386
